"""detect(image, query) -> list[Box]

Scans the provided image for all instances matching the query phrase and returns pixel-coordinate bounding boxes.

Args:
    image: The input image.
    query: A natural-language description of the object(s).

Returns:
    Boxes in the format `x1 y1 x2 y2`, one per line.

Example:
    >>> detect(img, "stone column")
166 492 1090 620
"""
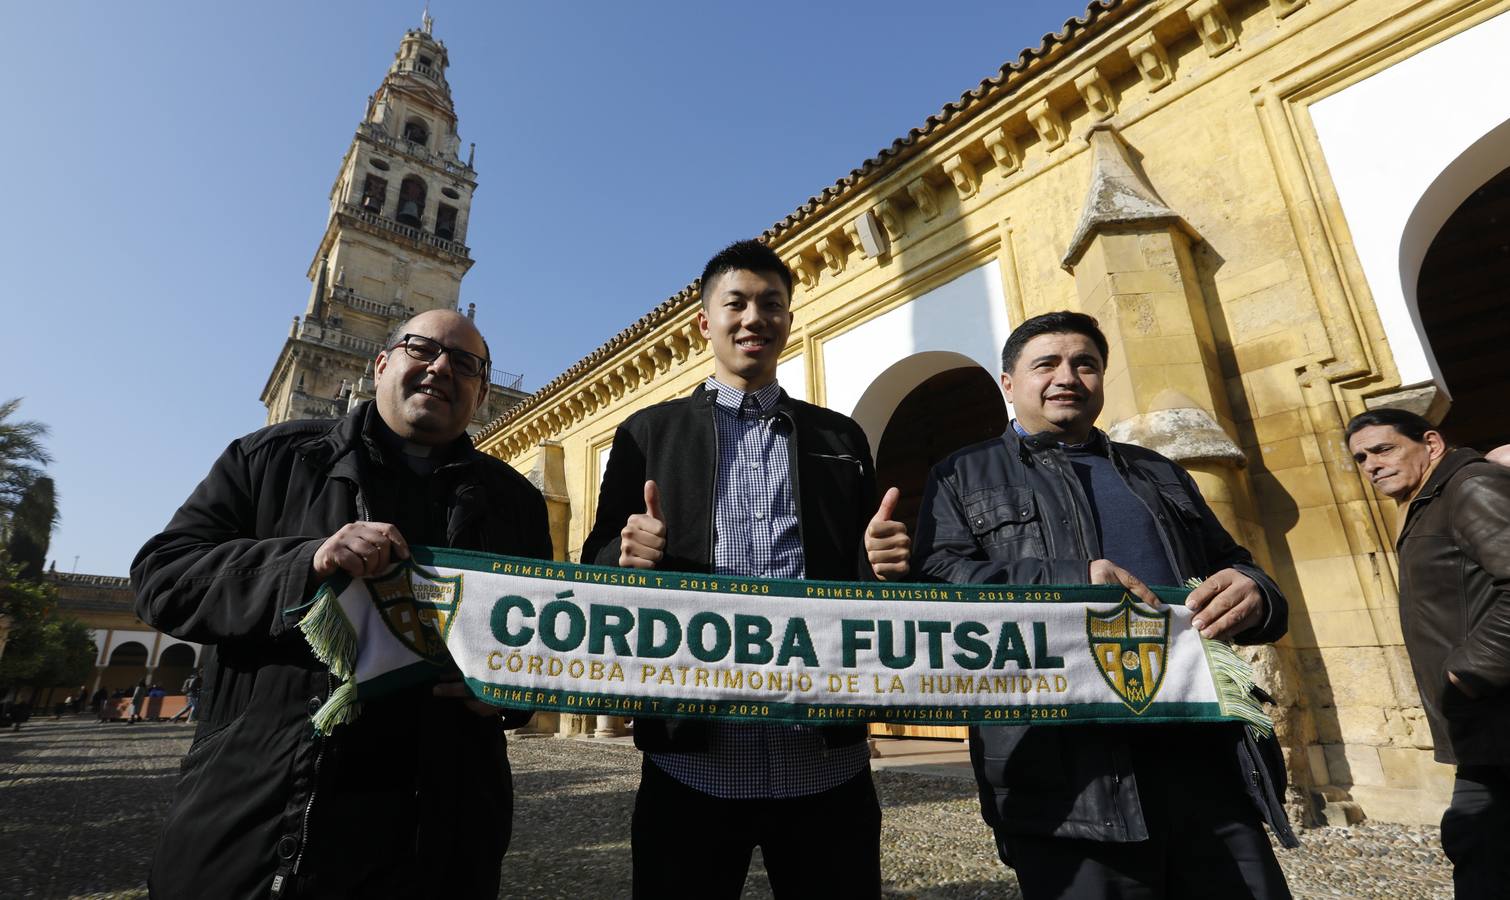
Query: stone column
1062 124 1311 808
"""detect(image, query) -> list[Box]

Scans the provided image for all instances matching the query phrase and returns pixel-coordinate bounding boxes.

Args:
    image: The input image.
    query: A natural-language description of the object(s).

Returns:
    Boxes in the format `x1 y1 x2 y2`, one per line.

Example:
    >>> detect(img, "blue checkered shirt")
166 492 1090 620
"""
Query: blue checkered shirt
649 377 871 799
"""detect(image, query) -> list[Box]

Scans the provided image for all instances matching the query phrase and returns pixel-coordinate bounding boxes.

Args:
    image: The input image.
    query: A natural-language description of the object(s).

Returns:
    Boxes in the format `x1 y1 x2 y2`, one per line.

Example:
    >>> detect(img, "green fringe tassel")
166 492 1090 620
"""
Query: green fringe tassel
298 589 357 681
1202 638 1274 740
310 680 361 736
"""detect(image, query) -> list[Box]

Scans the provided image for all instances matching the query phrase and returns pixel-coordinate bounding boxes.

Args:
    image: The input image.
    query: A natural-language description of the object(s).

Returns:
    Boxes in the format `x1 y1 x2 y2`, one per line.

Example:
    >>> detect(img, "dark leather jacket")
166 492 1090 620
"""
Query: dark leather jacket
914 427 1297 847
1397 448 1510 766
581 383 876 751
131 403 552 900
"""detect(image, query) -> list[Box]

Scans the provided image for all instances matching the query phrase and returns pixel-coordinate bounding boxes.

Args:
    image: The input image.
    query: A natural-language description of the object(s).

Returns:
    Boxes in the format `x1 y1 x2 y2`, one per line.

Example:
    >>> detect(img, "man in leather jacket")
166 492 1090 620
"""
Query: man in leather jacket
132 309 551 900
582 239 911 899
914 311 1295 899
1347 408 1510 899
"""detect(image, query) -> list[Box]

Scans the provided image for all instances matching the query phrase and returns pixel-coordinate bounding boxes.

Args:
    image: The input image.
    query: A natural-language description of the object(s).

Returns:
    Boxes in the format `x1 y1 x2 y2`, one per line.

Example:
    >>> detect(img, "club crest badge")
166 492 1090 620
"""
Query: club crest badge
1086 594 1169 714
366 563 464 661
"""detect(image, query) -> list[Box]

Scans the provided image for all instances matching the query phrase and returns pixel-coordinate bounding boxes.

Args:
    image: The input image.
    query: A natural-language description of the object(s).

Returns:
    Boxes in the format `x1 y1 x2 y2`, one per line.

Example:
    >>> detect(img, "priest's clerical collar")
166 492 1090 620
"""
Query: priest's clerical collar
367 408 465 472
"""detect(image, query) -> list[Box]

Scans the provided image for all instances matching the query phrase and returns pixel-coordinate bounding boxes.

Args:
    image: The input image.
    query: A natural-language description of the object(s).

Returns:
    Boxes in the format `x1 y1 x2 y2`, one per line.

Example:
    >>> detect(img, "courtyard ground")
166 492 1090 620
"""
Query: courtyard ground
0 717 1453 899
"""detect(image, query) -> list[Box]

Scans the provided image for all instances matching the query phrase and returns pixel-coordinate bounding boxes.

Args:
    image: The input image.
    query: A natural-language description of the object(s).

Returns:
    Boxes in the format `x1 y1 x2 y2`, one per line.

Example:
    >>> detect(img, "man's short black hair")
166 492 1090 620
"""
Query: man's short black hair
1000 311 1110 373
699 239 793 305
1344 407 1440 445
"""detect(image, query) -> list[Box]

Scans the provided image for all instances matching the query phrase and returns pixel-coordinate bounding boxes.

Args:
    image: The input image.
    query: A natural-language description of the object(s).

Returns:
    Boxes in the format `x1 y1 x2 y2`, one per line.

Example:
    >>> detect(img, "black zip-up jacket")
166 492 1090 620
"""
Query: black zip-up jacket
131 402 551 900
581 383 876 751
1396 448 1510 766
914 427 1297 848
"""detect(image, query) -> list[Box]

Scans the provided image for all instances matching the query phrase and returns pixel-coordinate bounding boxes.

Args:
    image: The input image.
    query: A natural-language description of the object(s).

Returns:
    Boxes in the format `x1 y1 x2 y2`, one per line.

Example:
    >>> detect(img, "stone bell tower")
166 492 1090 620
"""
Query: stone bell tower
261 12 525 427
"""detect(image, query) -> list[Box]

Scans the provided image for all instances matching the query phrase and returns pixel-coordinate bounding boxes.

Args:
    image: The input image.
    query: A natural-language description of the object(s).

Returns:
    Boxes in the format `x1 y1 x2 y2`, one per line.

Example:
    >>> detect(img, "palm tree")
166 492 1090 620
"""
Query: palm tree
0 398 51 532
6 477 57 578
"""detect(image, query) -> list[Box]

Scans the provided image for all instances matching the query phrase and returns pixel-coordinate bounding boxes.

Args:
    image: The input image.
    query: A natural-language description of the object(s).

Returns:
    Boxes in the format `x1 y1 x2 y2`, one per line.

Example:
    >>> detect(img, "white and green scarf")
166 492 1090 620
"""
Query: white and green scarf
288 547 1271 738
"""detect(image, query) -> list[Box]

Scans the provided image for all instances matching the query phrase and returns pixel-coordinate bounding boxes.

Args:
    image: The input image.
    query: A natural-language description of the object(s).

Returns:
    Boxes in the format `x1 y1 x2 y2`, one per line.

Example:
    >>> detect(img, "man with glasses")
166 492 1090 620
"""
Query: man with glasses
132 309 552 900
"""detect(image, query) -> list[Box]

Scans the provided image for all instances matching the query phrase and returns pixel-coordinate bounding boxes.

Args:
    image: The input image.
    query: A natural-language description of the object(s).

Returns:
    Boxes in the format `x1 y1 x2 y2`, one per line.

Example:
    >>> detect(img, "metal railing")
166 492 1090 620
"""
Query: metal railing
490 367 525 391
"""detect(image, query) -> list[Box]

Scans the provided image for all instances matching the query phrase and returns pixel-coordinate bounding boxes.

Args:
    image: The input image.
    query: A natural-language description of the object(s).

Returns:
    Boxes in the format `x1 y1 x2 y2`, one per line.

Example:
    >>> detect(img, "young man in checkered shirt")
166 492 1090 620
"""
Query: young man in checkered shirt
583 239 911 899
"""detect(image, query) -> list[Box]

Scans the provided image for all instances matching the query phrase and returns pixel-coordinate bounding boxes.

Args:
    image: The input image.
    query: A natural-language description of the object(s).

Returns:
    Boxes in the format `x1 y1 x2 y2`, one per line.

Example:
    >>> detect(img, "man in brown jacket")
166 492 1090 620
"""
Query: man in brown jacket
1347 408 1510 899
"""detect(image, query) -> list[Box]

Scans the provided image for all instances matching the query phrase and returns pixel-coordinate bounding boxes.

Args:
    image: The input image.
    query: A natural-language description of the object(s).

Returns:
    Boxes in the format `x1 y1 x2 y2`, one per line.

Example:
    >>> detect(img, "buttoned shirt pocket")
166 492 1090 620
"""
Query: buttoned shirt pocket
963 485 1047 558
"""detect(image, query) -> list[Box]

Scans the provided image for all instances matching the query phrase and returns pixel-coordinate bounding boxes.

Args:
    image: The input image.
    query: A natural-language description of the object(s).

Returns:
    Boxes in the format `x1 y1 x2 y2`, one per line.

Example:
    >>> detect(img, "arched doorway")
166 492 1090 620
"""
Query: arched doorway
155 643 198 694
870 365 1008 740
1416 164 1510 451
874 367 1011 536
102 641 149 695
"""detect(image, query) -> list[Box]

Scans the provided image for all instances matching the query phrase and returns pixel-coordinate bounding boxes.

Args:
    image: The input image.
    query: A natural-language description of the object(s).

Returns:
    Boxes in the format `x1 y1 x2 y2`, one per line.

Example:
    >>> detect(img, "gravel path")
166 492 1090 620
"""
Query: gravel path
0 718 1453 899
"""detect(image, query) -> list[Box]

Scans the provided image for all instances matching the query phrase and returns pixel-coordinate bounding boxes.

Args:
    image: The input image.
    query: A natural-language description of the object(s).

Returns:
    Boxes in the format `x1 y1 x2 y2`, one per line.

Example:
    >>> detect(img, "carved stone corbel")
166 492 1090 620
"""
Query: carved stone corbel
786 253 818 290
1188 0 1237 56
943 154 980 200
874 199 906 241
1029 100 1067 151
668 329 691 363
617 362 639 393
906 176 940 221
1074 69 1117 120
983 127 1021 177
634 352 656 384
651 344 673 374
1269 0 1307 19
685 322 708 353
816 234 846 275
1129 34 1174 91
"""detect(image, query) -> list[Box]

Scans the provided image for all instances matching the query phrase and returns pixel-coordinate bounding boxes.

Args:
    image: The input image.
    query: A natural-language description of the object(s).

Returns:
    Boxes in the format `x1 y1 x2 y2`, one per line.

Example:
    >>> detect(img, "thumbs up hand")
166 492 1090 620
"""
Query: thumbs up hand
619 480 667 569
865 486 911 581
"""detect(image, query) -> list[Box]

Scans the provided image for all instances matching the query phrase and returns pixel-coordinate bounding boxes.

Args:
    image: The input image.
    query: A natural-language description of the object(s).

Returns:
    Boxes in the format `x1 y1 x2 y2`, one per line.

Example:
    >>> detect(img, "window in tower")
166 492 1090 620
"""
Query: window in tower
370 157 391 171
403 118 430 147
361 174 388 213
441 187 461 200
419 55 434 67
397 176 427 227
435 204 458 241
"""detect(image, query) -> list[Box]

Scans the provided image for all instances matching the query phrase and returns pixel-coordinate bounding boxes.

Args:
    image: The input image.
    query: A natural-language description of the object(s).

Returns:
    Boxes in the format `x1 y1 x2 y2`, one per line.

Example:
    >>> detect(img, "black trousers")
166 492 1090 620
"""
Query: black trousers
1441 765 1510 900
998 737 1291 900
631 756 881 899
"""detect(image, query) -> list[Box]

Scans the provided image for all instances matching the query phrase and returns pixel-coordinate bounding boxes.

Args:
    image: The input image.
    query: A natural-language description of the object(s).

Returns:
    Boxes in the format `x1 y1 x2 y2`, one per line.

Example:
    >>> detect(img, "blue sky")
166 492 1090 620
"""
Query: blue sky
3 1 1089 576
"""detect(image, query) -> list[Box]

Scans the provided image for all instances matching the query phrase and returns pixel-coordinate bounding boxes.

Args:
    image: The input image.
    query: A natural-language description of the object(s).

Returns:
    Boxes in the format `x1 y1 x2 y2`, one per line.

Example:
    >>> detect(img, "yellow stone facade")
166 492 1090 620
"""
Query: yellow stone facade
477 0 1510 823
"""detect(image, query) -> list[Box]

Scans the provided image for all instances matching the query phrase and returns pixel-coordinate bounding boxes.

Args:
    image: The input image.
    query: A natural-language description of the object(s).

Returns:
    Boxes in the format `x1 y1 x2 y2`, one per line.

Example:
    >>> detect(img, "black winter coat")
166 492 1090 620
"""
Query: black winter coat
914 427 1297 848
131 403 552 900
581 384 875 751
1396 448 1510 766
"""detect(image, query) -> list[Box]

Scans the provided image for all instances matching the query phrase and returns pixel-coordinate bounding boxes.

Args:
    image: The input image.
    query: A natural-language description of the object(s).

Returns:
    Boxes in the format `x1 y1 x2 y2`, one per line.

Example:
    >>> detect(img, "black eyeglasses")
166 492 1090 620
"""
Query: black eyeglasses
391 333 490 379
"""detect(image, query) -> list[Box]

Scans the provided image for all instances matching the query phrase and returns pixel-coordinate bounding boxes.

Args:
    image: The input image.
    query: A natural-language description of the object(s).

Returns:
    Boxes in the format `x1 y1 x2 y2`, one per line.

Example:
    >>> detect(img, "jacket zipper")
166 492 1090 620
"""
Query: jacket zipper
780 409 806 559
292 676 329 876
704 397 718 570
293 487 368 876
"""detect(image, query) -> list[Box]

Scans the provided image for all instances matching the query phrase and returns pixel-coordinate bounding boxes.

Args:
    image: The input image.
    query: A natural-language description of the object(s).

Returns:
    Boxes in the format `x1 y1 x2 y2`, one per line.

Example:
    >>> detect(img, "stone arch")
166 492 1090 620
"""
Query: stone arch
849 350 1003 459
397 175 428 227
1397 117 1510 403
873 364 1009 534
101 641 150 695
155 642 199 693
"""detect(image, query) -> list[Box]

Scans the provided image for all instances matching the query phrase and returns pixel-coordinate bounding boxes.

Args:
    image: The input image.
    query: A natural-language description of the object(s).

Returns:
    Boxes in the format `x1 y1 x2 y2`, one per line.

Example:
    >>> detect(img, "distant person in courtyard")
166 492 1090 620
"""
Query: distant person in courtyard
913 311 1296 899
125 679 147 724
1346 408 1510 899
132 308 552 900
582 239 912 899
170 669 201 723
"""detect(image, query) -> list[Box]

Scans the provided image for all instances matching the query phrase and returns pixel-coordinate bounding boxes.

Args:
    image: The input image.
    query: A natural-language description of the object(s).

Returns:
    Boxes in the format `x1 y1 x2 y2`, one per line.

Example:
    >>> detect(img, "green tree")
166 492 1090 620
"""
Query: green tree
5 477 58 579
0 561 95 697
0 398 52 530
